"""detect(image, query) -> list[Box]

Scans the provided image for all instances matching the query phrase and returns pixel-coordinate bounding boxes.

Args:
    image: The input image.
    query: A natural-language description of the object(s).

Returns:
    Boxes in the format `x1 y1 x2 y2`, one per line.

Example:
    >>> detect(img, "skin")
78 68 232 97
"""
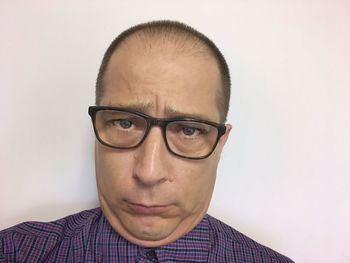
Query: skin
95 37 231 247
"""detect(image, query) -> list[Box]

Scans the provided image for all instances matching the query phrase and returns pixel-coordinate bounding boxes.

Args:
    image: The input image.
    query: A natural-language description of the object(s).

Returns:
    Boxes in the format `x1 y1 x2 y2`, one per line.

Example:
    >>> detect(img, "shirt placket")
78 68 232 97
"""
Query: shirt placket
136 248 159 263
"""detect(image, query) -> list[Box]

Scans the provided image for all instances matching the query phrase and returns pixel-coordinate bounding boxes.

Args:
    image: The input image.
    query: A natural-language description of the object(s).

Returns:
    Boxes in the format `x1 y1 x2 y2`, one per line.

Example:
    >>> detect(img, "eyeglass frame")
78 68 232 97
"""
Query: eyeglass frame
88 106 227 160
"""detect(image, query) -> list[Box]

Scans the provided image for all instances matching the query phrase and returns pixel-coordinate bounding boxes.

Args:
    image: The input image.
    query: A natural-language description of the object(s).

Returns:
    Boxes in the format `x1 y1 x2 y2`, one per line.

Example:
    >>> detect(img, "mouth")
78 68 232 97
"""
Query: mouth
127 202 171 215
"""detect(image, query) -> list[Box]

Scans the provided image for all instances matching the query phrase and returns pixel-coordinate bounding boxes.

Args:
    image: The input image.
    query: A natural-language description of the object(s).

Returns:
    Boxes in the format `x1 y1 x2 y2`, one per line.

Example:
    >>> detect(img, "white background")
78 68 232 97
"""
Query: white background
1 1 349 262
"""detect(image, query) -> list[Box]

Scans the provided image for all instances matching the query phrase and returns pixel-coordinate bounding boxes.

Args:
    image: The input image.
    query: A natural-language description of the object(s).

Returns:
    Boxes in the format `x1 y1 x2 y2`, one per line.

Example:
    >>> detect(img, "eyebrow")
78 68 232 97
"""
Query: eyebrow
163 107 212 121
111 102 213 121
115 101 153 113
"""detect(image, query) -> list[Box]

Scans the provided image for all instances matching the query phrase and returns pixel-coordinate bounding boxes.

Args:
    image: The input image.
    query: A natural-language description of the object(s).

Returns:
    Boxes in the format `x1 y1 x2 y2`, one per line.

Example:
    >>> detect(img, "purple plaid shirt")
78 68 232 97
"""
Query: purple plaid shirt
0 208 293 262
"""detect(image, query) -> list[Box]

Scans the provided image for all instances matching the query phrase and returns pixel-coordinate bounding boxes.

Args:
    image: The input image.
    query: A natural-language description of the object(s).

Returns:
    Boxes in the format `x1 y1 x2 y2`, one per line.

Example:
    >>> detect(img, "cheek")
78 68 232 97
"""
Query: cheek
178 159 218 211
95 145 135 198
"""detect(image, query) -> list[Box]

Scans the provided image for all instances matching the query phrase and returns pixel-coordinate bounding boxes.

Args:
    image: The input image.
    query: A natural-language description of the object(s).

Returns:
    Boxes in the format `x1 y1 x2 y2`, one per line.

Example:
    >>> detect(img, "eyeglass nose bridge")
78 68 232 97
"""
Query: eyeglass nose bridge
148 117 168 128
144 117 169 137
139 117 172 152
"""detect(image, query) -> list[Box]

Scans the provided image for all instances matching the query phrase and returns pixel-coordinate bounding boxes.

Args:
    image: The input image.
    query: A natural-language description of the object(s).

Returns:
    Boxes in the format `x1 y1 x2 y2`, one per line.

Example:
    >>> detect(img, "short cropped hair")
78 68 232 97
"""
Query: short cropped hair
96 20 231 122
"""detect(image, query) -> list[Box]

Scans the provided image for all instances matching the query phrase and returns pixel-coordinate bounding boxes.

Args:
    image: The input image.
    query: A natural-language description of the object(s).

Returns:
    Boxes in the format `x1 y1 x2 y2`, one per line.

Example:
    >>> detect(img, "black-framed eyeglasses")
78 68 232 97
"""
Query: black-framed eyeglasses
88 106 227 160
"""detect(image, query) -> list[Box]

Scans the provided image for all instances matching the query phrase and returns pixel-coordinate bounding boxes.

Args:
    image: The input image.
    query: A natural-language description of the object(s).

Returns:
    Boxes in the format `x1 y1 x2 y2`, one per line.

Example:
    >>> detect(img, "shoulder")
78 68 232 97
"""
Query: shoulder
206 215 294 263
0 208 102 239
0 208 102 262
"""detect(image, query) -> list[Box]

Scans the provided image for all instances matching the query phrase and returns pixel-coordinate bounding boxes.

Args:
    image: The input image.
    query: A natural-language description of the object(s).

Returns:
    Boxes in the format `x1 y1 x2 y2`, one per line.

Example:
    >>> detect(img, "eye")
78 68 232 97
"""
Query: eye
118 119 132 129
109 119 133 129
167 121 211 140
182 126 198 136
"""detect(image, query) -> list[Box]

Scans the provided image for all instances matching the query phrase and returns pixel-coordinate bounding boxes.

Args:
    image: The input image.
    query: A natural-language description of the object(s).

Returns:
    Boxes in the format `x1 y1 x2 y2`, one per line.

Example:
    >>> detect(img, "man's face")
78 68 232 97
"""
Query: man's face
95 39 231 247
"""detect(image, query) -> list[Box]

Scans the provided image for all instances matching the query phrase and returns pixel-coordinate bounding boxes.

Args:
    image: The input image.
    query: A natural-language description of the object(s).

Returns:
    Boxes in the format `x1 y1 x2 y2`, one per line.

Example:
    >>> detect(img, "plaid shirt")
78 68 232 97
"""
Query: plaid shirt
0 208 293 262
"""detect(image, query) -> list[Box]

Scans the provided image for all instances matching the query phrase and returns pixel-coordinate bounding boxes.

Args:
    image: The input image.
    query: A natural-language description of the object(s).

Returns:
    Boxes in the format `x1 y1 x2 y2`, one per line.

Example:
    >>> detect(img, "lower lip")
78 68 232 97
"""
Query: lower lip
127 203 170 215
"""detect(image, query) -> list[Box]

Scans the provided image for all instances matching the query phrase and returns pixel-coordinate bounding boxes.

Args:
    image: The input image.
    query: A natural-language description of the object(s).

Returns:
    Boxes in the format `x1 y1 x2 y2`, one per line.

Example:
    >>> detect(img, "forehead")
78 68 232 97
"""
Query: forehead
102 37 221 121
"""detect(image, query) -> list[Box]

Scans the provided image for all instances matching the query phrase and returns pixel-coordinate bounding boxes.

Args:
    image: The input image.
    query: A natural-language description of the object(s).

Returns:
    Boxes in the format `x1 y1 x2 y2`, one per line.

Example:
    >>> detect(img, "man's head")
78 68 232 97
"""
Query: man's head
96 20 230 122
91 20 232 247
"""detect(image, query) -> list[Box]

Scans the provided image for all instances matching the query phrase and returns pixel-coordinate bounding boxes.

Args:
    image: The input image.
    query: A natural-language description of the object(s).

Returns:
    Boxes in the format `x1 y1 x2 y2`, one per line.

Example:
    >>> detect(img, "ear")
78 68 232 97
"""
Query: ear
214 124 231 158
219 124 232 147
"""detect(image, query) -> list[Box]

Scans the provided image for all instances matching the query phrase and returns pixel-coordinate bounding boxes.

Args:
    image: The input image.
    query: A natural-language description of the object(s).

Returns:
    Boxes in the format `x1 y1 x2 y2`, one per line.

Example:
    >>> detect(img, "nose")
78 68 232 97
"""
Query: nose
132 126 170 187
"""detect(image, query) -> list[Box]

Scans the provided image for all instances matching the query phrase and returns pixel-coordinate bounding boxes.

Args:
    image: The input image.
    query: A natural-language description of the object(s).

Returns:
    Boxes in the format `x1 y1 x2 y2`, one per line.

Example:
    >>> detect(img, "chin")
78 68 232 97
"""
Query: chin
105 209 183 247
123 214 176 240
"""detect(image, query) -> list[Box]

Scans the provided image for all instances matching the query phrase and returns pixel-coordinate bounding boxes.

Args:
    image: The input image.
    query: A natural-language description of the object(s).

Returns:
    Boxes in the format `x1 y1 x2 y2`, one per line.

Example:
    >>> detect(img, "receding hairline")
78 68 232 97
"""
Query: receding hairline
119 24 213 55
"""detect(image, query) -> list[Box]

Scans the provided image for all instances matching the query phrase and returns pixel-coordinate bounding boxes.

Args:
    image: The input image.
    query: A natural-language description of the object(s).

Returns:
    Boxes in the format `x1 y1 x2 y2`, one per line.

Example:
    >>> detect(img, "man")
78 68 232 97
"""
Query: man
0 21 293 262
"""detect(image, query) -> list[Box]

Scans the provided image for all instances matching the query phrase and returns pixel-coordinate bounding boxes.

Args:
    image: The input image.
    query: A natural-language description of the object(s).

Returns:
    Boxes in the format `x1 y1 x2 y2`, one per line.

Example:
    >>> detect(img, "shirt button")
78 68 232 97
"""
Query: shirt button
146 249 156 260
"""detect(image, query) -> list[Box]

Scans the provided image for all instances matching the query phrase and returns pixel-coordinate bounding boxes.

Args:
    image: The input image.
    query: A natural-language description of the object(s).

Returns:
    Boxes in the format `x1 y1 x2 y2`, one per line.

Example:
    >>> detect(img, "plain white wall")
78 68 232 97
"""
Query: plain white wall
1 1 349 262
